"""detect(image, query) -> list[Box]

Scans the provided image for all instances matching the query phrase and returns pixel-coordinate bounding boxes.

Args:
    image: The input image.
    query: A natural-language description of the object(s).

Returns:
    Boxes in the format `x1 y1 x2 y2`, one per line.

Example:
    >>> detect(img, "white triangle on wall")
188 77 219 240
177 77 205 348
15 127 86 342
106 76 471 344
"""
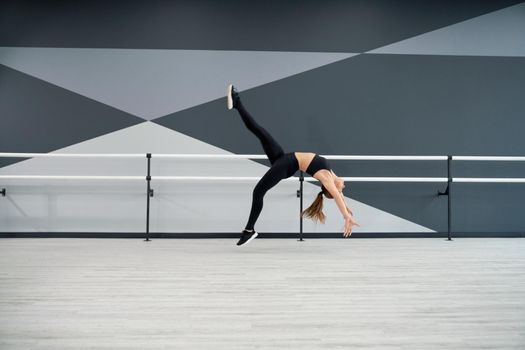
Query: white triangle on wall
369 2 525 57
0 47 357 120
0 121 434 233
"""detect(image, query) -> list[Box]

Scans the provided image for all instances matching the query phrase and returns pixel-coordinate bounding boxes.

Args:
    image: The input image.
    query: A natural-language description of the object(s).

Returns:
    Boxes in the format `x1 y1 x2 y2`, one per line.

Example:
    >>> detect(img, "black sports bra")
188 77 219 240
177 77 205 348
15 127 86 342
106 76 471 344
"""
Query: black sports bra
305 154 331 176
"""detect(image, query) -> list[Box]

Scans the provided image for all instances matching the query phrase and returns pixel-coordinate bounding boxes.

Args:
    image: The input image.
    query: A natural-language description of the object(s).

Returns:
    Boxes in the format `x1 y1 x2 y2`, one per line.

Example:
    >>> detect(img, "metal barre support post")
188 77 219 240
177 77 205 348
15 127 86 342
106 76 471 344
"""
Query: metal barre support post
145 153 152 242
447 155 453 241
437 156 453 241
299 172 304 242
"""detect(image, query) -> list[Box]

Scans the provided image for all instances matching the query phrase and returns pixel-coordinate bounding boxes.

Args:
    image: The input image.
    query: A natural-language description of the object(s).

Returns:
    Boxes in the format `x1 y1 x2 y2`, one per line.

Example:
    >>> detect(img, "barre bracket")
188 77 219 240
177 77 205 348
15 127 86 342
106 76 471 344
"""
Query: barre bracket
437 185 449 196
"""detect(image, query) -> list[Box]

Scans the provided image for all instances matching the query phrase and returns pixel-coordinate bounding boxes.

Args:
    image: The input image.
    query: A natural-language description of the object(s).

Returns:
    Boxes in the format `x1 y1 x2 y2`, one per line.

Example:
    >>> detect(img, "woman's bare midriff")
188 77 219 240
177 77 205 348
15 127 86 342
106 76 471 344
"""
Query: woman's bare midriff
294 152 316 173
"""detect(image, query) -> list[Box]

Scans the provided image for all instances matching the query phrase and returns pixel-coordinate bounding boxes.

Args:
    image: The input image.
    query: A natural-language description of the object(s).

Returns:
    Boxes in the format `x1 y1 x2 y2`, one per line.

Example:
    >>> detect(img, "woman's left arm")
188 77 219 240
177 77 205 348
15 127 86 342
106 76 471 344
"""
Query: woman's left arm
322 177 359 237
332 171 355 215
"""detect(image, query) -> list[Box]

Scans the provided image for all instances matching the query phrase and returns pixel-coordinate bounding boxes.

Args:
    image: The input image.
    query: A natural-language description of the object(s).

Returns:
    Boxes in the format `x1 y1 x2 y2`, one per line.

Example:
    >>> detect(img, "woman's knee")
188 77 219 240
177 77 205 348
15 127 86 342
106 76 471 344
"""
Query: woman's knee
252 184 267 198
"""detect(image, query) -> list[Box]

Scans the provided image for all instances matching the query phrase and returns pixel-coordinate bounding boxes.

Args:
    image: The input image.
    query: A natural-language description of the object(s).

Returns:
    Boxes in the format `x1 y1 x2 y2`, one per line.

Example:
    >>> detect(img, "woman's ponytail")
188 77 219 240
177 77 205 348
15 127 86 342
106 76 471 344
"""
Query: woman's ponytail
302 191 326 224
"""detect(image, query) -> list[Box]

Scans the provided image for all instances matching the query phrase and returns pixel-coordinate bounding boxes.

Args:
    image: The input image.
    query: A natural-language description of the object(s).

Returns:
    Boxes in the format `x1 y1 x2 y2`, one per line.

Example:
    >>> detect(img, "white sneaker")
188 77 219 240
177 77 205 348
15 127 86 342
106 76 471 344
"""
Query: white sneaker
227 84 239 110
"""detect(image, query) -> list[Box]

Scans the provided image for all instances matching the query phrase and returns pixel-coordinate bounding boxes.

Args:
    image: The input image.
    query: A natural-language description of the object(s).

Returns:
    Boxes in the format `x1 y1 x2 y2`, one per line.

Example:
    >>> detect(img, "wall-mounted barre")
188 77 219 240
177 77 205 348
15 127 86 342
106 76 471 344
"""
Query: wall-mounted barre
0 152 449 160
1 152 524 242
2 175 523 183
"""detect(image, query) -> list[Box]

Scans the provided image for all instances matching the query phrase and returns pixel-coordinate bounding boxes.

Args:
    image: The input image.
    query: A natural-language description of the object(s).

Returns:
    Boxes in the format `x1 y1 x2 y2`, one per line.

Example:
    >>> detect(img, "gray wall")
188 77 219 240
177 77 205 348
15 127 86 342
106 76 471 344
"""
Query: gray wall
1 0 525 235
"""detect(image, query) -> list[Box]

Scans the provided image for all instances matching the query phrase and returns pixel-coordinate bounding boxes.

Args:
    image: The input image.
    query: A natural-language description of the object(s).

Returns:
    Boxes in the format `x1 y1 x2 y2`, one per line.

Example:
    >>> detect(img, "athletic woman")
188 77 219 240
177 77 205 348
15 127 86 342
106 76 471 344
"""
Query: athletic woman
228 84 360 246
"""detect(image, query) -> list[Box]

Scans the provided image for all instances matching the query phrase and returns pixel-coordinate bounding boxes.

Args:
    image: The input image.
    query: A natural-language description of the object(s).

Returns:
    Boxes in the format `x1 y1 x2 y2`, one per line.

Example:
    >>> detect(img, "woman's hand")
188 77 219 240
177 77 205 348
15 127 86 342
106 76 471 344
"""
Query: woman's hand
343 215 360 238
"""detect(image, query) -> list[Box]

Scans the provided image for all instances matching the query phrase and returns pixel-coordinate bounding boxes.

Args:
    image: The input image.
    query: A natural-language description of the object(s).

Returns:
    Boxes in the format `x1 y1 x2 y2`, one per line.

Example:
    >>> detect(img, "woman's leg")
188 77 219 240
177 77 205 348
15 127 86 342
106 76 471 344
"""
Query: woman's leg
235 98 284 165
244 158 289 231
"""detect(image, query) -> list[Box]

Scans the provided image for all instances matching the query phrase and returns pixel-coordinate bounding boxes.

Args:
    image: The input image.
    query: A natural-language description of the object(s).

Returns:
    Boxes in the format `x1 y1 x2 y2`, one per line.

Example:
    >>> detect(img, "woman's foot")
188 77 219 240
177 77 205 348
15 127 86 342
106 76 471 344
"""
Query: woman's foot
227 84 240 110
236 229 258 246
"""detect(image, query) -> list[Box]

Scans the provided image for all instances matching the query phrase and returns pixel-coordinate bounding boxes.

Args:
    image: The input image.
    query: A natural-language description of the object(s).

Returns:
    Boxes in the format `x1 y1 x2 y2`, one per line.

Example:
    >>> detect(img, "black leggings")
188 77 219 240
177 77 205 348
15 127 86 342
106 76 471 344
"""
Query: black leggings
235 99 298 230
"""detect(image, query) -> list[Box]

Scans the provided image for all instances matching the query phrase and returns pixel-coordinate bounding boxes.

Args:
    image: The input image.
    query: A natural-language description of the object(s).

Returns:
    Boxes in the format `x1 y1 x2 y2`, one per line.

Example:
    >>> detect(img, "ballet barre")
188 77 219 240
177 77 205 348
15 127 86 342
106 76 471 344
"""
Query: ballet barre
0 152 145 158
0 153 449 160
2 175 524 183
1 152 525 241
2 152 523 163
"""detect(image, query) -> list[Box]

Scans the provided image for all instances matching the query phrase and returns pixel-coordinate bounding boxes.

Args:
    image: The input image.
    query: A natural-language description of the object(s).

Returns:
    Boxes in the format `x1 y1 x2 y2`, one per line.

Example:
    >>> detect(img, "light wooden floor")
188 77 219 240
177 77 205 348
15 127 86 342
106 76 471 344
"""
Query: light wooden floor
0 238 524 350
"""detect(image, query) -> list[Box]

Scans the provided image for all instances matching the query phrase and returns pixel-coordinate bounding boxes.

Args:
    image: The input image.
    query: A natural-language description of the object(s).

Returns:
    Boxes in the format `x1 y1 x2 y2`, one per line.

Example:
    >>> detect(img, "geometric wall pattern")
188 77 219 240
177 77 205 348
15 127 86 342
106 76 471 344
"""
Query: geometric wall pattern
0 47 357 120
1 0 525 234
369 2 525 57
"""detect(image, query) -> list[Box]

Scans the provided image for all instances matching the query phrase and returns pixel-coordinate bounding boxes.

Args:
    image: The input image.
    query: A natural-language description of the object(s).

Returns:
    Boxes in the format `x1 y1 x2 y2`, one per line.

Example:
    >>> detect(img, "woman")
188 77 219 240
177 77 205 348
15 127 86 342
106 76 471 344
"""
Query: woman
228 84 360 246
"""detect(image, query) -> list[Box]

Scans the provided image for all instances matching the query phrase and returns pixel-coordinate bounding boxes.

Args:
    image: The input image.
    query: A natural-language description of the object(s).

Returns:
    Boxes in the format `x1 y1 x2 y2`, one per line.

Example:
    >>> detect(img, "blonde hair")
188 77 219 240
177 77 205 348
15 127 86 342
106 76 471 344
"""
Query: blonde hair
302 185 332 224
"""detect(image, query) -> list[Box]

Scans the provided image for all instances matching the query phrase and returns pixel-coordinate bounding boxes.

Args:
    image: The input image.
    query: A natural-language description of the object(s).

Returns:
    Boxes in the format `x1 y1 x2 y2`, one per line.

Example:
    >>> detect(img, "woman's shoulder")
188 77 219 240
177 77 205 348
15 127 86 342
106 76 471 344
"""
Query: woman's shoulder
313 169 333 181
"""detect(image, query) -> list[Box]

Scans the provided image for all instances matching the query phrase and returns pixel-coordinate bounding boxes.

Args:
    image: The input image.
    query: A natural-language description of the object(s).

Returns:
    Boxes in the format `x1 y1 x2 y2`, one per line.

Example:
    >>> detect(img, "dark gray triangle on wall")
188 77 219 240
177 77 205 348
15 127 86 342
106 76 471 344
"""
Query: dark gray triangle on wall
0 64 144 168
154 53 525 233
0 0 522 52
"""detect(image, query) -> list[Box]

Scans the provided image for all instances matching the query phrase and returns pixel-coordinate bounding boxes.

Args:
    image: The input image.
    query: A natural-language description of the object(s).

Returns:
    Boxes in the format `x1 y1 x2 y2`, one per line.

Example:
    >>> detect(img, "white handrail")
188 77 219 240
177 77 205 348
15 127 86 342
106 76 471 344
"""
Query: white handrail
337 177 448 182
155 154 449 160
3 152 525 161
0 152 448 160
1 153 523 183
152 154 268 159
153 176 449 182
323 155 448 160
453 156 525 161
0 175 144 180
0 175 447 182
0 152 144 158
2 175 524 183
453 178 525 183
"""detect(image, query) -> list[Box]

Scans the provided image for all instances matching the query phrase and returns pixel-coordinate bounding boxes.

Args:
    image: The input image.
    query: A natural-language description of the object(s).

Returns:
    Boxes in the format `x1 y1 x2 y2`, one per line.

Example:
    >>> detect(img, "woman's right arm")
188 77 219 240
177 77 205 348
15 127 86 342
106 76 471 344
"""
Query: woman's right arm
320 176 359 237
